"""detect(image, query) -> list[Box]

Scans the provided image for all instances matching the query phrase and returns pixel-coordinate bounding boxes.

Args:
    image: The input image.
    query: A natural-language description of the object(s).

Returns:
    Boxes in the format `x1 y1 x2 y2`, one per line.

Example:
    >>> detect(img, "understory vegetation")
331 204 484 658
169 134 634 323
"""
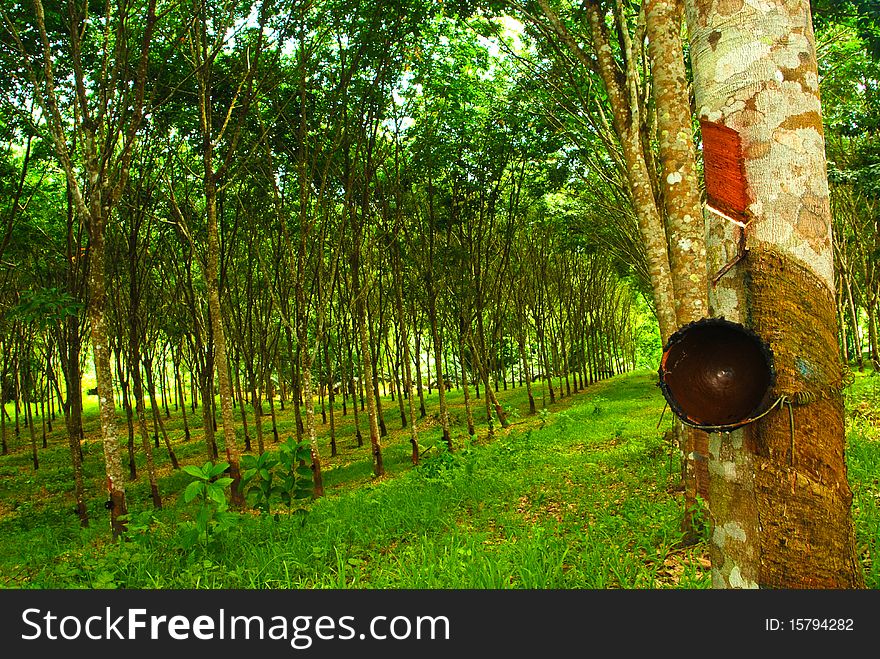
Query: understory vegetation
1 368 877 589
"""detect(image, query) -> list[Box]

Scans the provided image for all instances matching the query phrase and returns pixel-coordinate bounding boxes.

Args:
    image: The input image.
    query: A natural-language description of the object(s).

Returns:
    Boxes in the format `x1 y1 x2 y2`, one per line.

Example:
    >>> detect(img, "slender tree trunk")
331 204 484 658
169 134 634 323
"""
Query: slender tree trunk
204 181 244 507
200 352 218 460
427 291 451 450
1 347 9 456
249 375 265 455
301 366 325 497
25 379 38 471
412 310 427 418
356 305 383 475
352 260 384 474
174 351 191 441
516 331 536 415
325 341 337 457
115 348 137 480
400 313 420 464
131 351 161 509
536 314 555 404
88 213 129 535
842 271 863 371
144 355 179 469
267 371 279 444
368 316 388 438
646 0 712 546
40 379 47 449
459 317 476 438
64 389 89 526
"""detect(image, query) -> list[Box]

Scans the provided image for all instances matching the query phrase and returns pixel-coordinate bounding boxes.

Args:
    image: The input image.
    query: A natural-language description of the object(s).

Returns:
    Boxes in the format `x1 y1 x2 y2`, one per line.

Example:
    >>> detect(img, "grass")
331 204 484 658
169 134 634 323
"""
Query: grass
0 366 877 589
846 368 880 588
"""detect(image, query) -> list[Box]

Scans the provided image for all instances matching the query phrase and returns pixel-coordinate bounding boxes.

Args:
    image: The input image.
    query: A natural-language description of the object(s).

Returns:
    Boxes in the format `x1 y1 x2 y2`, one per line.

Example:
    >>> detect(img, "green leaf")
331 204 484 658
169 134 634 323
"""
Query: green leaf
184 480 203 503
182 465 206 480
296 466 314 478
259 468 271 481
214 477 234 489
214 511 239 531
207 485 227 506
195 506 211 528
209 462 231 478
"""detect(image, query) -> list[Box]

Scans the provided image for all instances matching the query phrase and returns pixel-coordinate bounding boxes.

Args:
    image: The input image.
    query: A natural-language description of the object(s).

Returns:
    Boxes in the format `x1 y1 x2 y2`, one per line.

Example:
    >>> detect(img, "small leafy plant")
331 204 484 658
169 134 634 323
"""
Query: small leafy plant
241 451 281 515
276 436 315 518
120 509 162 544
538 408 551 428
418 443 460 482
181 461 238 548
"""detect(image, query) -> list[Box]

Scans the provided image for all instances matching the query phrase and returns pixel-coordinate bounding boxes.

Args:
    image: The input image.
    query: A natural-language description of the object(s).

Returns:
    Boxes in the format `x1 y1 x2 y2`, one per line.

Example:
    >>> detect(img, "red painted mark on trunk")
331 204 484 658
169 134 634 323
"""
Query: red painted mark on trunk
700 119 749 217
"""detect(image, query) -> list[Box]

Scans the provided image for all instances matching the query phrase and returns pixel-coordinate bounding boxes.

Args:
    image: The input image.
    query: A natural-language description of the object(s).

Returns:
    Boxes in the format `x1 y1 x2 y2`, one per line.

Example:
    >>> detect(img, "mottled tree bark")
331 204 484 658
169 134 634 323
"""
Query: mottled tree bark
356 290 384 476
301 367 325 497
25 0 160 537
203 180 244 508
88 216 130 534
645 0 711 544
686 0 863 588
393 246 420 464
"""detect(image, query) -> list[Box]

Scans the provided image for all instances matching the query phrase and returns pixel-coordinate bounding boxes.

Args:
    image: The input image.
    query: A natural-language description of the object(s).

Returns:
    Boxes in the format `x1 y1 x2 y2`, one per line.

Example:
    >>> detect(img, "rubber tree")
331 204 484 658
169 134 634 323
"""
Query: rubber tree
8 0 160 537
685 0 864 588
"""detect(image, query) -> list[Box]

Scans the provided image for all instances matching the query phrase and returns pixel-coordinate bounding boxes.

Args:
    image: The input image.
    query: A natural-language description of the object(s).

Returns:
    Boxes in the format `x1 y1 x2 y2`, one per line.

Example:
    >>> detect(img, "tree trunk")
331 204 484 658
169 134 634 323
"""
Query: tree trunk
301 366 325 497
412 305 427 418
427 291 451 449
131 350 162 509
325 341 337 457
267 371 279 444
516 331 536 415
686 0 864 588
204 177 244 508
25 375 38 471
249 375 265 455
200 351 218 460
144 355 179 470
235 359 252 452
115 348 137 480
356 301 383 475
459 317 476 438
174 350 191 441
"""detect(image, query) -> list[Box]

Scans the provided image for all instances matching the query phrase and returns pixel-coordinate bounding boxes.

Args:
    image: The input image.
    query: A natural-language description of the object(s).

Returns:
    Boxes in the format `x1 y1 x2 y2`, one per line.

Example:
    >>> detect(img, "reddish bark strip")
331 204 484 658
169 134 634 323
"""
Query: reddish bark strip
700 119 750 217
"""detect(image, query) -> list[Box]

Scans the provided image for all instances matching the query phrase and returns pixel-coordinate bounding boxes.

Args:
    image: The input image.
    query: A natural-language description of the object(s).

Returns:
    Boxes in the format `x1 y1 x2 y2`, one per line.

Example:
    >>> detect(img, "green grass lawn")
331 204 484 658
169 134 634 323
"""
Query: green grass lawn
0 367 877 589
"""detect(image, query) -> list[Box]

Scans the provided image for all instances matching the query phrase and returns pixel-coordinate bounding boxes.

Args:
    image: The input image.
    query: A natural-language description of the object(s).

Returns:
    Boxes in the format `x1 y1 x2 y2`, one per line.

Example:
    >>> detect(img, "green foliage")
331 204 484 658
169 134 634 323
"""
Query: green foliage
241 451 280 515
180 461 237 549
275 436 315 516
120 509 163 542
417 443 461 482
538 407 551 428
590 396 608 415
241 437 314 518
6 288 84 328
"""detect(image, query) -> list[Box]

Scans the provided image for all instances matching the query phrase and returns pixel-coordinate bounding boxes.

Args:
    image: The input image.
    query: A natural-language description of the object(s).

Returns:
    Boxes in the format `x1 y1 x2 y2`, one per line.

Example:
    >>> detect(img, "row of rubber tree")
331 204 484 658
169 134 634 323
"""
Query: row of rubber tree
0 1 646 540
